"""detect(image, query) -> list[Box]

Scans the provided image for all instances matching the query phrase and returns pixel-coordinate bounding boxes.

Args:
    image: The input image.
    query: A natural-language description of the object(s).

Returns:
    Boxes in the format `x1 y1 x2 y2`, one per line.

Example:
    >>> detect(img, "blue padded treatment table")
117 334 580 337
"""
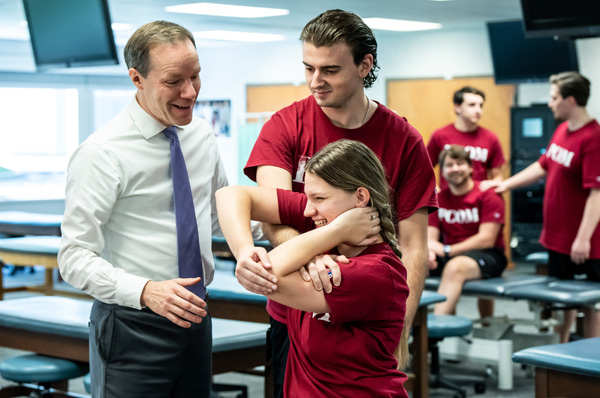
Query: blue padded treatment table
425 274 600 309
0 236 87 300
0 296 270 396
208 269 268 323
0 211 62 237
424 273 557 297
505 279 600 308
512 337 600 398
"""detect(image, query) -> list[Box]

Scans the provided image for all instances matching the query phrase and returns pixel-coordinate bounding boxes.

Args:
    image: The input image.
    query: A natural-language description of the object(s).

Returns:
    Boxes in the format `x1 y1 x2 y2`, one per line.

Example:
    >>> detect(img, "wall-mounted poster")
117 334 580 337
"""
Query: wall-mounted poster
194 99 231 137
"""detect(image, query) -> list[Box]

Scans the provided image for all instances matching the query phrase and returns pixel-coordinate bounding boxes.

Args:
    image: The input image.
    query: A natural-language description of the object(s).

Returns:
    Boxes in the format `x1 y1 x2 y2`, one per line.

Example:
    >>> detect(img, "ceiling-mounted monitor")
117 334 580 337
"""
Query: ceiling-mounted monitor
23 0 119 70
487 20 579 84
520 0 600 39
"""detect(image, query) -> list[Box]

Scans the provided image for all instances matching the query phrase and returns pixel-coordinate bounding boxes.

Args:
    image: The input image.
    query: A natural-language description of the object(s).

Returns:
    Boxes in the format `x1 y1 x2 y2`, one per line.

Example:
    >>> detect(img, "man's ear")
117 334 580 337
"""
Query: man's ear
565 95 577 107
355 187 371 208
358 54 374 79
129 68 143 90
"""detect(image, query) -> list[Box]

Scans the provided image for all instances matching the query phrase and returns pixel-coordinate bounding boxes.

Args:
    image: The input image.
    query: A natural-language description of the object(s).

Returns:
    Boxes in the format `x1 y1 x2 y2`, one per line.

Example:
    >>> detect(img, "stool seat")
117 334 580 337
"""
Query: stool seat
0 355 88 383
83 373 91 393
428 314 473 339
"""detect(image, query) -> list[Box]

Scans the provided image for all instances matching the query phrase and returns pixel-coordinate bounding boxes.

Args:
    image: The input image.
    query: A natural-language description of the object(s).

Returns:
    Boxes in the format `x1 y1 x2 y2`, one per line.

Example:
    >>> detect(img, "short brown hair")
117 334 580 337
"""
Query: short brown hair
439 145 472 171
550 71 591 106
453 86 485 105
300 9 379 89
124 20 195 78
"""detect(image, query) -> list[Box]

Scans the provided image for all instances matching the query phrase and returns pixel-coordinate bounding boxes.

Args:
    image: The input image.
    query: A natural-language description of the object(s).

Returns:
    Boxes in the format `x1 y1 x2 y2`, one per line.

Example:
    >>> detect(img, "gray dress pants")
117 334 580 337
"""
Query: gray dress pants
89 300 212 398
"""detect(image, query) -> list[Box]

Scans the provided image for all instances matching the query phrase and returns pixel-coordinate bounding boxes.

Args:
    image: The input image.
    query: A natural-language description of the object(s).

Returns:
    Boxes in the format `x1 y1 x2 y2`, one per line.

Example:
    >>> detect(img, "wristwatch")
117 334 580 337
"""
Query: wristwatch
443 245 452 257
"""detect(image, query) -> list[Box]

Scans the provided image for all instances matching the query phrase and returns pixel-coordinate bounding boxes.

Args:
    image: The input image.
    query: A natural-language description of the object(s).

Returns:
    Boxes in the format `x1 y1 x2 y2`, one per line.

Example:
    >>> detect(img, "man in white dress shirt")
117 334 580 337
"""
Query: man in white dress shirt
58 21 226 397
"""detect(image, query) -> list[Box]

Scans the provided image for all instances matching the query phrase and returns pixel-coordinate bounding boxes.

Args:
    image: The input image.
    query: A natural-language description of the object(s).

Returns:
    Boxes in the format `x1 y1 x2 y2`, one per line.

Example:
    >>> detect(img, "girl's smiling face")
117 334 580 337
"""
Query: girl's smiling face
303 171 357 228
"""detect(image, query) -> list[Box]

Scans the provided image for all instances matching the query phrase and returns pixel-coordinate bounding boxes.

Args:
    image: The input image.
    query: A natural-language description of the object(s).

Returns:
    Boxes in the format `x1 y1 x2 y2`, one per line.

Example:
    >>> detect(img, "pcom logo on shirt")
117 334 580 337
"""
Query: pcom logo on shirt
293 156 311 184
546 143 574 167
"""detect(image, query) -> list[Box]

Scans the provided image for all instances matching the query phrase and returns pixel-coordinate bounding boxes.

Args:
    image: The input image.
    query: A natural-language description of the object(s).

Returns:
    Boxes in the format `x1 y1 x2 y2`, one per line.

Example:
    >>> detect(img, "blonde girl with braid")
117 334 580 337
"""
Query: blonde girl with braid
216 139 410 397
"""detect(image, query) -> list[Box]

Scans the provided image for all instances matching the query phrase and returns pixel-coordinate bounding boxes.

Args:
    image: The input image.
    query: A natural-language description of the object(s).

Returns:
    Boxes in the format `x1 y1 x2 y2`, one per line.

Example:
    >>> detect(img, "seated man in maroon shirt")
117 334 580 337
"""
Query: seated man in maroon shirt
428 145 507 315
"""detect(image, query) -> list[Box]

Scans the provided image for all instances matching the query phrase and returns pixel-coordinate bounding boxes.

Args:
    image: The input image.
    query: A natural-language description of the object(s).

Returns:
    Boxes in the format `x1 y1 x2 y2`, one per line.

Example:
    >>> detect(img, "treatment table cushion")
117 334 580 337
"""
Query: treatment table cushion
505 280 600 306
0 236 61 256
512 337 600 377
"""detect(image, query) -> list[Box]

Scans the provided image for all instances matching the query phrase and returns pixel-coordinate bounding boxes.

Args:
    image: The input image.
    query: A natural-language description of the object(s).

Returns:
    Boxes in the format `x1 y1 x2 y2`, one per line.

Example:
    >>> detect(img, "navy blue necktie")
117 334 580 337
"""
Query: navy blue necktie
163 126 205 299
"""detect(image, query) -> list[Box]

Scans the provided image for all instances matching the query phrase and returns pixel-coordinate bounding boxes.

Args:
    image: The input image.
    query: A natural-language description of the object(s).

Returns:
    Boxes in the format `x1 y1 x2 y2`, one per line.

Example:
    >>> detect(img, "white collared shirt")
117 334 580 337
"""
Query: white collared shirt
58 97 228 309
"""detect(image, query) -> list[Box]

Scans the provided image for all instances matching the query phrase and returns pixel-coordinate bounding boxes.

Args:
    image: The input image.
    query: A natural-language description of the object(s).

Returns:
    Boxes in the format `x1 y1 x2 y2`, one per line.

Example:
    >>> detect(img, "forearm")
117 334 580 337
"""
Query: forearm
216 185 281 258
267 224 344 278
58 225 149 309
402 245 428 324
215 187 255 259
503 161 546 191
575 189 600 241
398 208 429 325
447 233 495 256
262 222 300 247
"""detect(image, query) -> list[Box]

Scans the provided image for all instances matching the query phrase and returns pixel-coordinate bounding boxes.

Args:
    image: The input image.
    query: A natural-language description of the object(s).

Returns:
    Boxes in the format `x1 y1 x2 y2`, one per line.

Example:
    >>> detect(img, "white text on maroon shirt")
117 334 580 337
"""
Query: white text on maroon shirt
546 143 574 167
438 207 480 224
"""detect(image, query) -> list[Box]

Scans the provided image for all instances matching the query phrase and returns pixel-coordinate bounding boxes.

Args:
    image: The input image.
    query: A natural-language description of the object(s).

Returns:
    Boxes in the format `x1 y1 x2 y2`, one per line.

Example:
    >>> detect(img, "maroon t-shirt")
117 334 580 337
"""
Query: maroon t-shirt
427 123 505 190
277 189 409 397
429 181 505 250
245 95 437 322
538 120 600 258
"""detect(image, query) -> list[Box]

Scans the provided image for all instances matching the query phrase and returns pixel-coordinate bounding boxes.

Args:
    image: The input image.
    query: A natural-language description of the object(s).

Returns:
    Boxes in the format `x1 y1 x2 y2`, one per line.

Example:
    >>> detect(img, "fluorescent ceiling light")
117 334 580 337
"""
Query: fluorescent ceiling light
166 3 289 18
194 30 286 42
363 17 442 32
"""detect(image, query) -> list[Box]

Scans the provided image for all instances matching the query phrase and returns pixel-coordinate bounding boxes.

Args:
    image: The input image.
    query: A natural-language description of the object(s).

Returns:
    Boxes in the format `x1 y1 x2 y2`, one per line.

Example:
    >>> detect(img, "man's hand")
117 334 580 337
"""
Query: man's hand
298 254 349 293
235 246 277 294
478 179 499 192
428 249 438 270
330 206 381 246
141 278 208 328
428 240 445 258
571 237 591 264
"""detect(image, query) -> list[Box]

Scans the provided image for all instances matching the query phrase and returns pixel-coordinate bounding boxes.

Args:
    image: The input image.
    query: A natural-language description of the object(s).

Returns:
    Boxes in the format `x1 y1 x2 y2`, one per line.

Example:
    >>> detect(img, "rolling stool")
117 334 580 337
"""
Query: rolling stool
428 314 486 398
0 354 89 398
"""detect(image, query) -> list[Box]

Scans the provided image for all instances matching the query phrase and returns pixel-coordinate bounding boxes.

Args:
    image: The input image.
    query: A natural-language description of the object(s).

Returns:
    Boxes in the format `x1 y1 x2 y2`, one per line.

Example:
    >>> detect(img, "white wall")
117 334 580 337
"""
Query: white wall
1 31 599 185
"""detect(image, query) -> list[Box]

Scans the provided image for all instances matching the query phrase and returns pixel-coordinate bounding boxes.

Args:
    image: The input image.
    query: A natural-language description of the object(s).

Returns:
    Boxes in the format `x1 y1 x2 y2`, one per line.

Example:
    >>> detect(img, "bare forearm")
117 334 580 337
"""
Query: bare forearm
576 189 600 241
447 234 495 256
502 162 546 191
262 222 300 247
268 224 343 278
216 188 256 258
398 208 429 326
403 246 428 324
